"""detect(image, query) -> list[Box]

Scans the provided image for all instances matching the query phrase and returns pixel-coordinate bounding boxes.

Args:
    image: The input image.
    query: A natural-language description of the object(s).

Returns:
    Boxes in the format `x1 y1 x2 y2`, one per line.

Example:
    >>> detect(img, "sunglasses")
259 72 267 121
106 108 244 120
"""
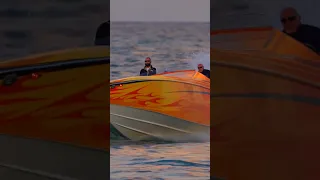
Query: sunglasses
145 60 150 62
198 66 203 69
281 16 296 24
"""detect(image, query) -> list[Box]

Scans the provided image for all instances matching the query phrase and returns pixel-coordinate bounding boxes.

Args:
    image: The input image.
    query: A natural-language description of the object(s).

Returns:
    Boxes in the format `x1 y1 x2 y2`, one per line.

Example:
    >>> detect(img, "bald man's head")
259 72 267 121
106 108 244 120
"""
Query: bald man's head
198 64 204 72
280 7 301 33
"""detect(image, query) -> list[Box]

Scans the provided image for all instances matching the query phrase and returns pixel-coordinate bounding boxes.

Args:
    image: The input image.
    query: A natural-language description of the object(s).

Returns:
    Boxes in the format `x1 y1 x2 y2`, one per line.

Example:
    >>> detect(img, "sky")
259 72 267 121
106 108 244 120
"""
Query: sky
110 0 210 22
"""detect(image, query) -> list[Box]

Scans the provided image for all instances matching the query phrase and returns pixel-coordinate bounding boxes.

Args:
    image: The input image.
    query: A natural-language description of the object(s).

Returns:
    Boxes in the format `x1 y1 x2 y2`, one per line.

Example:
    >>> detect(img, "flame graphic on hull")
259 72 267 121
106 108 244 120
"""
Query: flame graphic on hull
111 70 210 126
0 46 109 150
110 70 210 141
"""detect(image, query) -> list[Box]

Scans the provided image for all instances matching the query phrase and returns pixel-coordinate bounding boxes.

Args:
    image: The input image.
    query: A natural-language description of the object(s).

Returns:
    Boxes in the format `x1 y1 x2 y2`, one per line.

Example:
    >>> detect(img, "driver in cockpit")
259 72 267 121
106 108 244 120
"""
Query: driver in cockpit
280 7 320 54
140 57 157 76
95 21 110 46
198 64 210 78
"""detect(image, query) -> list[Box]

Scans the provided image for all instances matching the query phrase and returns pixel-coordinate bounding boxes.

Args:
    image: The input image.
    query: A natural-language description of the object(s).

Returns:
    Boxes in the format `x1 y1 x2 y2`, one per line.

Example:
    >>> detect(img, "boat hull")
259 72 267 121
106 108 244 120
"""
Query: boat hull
0 135 109 180
0 46 110 179
110 70 210 141
211 27 320 179
111 104 209 141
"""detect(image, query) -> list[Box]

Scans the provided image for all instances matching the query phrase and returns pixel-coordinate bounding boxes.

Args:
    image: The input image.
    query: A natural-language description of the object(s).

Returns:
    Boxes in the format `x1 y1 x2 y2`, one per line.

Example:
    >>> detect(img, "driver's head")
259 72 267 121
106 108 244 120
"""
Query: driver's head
95 21 110 45
145 57 151 67
280 7 301 33
198 64 204 73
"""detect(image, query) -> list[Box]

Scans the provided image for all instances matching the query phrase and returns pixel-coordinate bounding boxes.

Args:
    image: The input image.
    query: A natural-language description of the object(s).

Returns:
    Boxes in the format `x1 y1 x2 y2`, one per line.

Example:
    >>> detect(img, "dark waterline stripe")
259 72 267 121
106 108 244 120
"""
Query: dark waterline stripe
212 93 320 106
0 57 110 79
110 79 209 90
166 91 210 95
212 61 320 90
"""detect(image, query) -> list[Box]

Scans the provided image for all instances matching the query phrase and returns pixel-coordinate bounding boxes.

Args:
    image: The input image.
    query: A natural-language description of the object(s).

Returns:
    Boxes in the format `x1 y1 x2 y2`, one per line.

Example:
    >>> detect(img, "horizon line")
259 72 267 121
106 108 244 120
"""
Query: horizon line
110 20 210 23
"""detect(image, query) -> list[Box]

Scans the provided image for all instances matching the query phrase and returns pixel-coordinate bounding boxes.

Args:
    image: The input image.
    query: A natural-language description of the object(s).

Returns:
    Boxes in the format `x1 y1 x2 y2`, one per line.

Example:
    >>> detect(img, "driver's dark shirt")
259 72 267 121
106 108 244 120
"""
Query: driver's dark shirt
200 69 210 79
140 66 156 76
284 24 320 53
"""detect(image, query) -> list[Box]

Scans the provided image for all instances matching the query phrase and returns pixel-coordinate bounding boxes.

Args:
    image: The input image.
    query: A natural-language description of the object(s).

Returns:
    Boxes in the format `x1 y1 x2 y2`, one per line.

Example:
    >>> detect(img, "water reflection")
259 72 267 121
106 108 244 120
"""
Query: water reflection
111 141 210 179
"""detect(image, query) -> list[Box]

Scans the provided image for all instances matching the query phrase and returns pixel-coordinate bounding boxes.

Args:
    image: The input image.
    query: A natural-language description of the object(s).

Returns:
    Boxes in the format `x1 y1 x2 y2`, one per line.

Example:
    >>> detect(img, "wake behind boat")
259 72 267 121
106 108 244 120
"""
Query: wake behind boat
110 70 210 142
211 27 320 179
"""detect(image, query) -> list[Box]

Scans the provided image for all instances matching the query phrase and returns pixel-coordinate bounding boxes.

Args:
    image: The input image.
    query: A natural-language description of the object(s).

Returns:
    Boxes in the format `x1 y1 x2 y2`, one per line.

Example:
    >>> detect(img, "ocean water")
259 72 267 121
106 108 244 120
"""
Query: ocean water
111 141 210 180
110 22 210 80
110 22 210 179
0 0 109 61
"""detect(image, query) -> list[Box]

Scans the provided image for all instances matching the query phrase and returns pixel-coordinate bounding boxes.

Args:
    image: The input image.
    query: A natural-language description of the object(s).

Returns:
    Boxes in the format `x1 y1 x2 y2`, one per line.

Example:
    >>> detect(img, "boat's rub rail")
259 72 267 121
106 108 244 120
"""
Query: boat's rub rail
211 27 320 61
211 48 320 85
0 46 109 68
110 78 210 90
111 70 209 84
110 70 210 90
0 57 109 80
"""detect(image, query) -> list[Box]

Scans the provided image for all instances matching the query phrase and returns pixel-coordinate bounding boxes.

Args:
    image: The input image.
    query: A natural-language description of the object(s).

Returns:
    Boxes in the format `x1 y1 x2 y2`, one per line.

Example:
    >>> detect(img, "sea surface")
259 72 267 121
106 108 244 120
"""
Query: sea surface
110 22 210 180
110 22 210 80
0 0 109 61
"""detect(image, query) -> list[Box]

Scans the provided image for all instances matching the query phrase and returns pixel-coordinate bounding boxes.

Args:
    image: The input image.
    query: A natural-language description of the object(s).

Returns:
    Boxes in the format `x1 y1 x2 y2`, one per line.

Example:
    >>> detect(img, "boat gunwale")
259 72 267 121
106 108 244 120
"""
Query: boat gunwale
0 46 109 62
0 57 110 80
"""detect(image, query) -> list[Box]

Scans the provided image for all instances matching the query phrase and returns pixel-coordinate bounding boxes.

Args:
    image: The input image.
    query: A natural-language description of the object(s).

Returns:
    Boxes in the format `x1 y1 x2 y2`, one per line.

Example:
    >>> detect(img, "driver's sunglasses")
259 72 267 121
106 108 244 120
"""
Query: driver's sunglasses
281 16 296 24
198 66 203 69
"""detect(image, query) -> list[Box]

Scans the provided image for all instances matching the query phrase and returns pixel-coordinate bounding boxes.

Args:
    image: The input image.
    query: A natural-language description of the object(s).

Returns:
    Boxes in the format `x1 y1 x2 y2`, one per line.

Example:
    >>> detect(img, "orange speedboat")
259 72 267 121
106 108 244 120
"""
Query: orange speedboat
211 27 320 179
110 70 210 141
0 46 109 179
